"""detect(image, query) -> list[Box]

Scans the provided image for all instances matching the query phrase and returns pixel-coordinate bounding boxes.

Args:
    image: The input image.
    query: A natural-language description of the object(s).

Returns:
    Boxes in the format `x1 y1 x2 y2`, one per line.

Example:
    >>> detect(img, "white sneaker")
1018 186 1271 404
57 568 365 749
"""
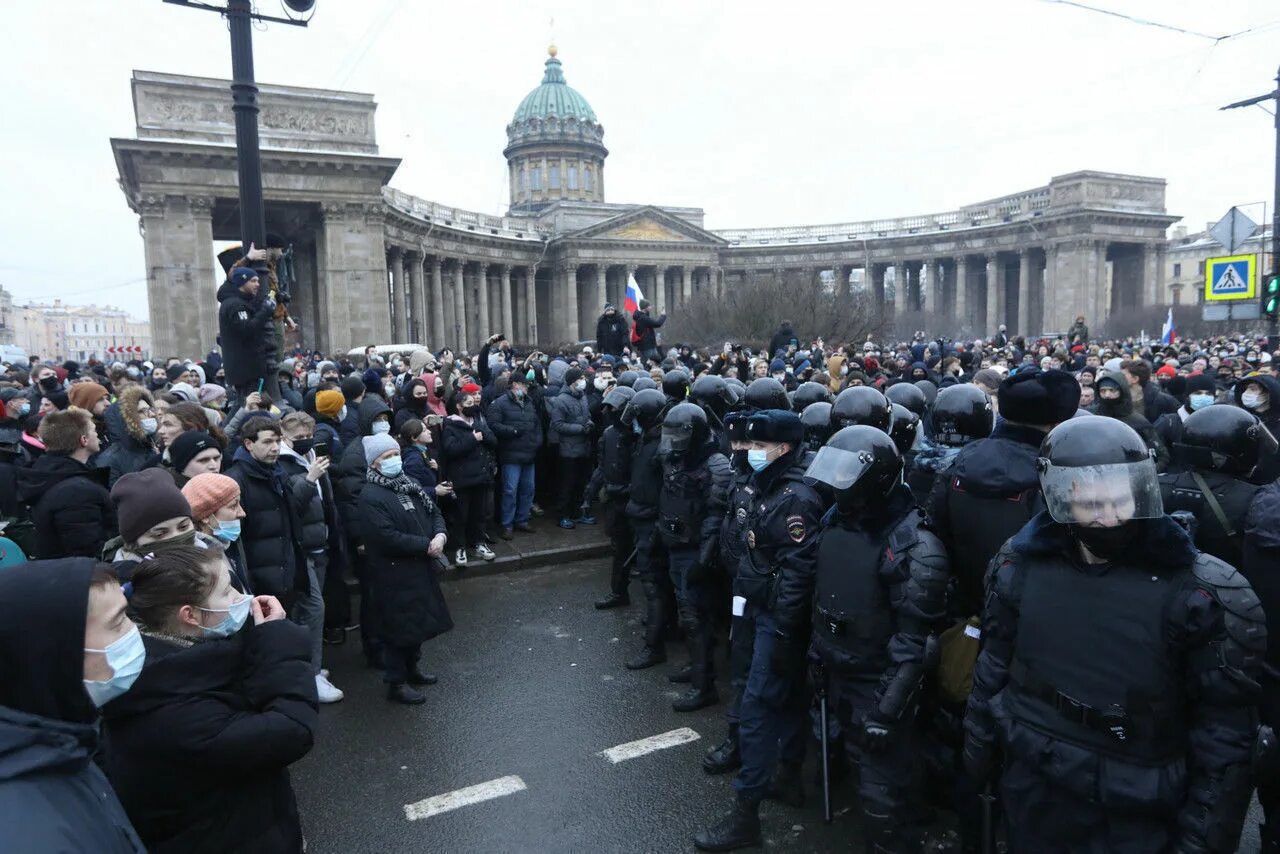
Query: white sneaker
455 548 468 566
476 544 496 561
320 668 329 678
315 673 344 704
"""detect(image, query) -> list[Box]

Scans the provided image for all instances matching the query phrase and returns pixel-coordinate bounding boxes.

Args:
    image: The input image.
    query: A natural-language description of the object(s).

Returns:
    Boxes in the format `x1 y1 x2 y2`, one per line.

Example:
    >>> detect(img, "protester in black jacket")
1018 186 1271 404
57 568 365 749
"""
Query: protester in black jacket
357 434 452 705
102 544 317 854
631 301 667 362
0 559 146 853
16 407 115 559
440 385 498 565
596 304 630 357
487 374 543 536
216 266 276 397
97 385 160 487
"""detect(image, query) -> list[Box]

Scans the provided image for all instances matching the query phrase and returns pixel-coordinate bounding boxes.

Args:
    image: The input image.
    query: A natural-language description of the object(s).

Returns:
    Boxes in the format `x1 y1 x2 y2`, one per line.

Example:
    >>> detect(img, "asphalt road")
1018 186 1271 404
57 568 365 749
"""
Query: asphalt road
291 556 1265 853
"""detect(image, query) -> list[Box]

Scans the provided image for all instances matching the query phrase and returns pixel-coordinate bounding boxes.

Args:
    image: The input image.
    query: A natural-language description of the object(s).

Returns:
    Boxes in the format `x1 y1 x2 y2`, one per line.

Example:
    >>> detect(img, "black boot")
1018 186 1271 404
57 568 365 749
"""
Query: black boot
766 760 805 808
594 592 630 610
667 663 693 683
672 685 719 712
407 669 438 686
626 645 666 670
702 725 741 774
386 683 425 705
693 794 761 852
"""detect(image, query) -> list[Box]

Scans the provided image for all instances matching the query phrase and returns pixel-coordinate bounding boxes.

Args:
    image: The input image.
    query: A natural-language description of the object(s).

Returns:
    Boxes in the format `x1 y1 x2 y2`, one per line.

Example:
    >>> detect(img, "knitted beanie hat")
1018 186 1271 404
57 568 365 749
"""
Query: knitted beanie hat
182 472 241 522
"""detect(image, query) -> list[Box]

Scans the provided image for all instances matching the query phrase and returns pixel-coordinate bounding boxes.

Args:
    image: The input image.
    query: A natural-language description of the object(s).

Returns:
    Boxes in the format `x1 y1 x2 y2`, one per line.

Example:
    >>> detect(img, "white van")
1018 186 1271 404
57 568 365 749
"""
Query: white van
0 345 29 367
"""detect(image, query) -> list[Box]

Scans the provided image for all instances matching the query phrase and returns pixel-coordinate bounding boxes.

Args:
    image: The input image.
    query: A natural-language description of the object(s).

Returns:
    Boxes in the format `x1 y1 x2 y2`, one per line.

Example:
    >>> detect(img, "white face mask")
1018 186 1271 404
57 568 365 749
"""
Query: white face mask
1242 390 1266 410
140 417 158 435
384 383 396 397
573 380 587 393
339 405 348 422
594 377 610 391
372 421 391 435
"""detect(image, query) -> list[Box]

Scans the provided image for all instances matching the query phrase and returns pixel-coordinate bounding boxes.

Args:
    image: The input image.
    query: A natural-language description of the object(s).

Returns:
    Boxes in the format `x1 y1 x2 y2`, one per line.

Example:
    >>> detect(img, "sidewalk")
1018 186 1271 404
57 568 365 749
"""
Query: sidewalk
440 520 610 580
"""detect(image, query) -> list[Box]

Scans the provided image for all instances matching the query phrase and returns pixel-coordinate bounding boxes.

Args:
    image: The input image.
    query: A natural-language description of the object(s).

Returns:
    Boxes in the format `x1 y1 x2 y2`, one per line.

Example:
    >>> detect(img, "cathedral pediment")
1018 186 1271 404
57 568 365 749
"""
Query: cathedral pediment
565 205 728 245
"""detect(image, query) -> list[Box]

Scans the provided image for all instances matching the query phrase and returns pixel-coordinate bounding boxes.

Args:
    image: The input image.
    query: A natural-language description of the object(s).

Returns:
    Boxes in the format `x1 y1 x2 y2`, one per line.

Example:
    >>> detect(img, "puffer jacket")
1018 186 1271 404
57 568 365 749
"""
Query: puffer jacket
547 387 593 458
439 414 497 489
334 396 393 527
278 447 330 553
487 390 543 463
95 387 160 487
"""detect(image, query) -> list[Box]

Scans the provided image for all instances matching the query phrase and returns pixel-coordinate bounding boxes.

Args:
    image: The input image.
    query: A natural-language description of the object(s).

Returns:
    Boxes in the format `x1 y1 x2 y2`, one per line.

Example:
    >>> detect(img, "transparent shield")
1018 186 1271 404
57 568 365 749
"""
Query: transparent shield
1039 460 1163 525
803 445 875 491
659 425 692 455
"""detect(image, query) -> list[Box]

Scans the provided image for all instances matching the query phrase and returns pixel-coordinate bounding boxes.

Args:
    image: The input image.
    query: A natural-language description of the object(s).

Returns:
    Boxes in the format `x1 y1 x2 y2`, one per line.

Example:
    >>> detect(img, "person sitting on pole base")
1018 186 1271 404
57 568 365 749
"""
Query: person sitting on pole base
216 255 277 406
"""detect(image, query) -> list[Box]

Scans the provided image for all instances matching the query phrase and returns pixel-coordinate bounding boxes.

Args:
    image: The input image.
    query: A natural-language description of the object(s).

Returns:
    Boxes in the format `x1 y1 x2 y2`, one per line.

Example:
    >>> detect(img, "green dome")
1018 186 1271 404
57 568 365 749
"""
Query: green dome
512 50 598 125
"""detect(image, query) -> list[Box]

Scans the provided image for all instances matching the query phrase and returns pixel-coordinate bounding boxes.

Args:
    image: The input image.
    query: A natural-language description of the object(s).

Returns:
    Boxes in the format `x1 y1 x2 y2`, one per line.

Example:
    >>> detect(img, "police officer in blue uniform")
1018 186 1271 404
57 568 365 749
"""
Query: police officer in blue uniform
694 410 825 852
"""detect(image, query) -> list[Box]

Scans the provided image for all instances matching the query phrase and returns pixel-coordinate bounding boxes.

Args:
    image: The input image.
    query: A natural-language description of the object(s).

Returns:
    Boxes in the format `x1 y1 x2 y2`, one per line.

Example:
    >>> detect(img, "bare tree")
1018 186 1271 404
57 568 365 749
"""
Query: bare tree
661 272 887 350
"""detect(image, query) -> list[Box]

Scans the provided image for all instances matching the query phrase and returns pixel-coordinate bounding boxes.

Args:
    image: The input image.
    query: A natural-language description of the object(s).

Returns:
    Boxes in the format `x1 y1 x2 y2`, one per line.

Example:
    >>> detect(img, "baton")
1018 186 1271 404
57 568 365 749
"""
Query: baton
819 690 832 823
623 547 637 568
980 783 996 854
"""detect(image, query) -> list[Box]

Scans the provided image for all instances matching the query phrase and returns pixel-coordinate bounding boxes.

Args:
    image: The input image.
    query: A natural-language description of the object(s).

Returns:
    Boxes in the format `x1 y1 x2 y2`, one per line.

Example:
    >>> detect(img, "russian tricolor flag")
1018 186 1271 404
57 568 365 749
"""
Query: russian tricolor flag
1160 307 1177 345
624 272 644 315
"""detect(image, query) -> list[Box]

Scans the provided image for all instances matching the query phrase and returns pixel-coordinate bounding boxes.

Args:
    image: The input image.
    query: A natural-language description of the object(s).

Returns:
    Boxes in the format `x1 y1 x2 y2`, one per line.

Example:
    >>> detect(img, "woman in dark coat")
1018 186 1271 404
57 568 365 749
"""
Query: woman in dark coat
439 385 498 566
357 433 453 705
96 385 160 487
100 543 317 853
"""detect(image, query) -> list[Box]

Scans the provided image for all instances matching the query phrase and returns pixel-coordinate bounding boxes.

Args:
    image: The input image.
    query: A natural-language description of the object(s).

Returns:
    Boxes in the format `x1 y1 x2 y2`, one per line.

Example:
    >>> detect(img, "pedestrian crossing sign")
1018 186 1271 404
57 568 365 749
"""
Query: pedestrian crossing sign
1204 254 1256 302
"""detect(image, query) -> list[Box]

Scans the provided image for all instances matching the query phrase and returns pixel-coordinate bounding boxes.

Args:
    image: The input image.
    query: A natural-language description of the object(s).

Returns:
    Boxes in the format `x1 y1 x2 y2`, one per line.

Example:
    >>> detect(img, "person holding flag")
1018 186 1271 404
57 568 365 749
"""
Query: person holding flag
626 273 666 365
1161 306 1177 346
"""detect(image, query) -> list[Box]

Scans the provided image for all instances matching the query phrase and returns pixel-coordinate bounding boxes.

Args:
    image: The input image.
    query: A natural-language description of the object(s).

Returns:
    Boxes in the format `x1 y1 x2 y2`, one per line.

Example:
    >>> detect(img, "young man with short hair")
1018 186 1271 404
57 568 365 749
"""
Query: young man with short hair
16 407 115 559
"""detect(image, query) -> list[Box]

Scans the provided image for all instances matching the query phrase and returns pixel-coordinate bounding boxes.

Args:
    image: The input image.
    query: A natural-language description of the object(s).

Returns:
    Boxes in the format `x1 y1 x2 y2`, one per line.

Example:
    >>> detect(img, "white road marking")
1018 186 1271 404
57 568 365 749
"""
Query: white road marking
403 775 527 821
597 727 701 764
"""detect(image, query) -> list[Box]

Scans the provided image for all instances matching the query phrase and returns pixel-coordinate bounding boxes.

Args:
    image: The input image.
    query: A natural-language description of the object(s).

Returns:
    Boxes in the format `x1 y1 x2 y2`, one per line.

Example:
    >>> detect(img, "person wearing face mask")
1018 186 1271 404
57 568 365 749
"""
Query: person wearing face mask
1090 370 1170 471
183 472 253 594
804 426 950 854
487 374 543 538
440 386 498 566
100 544 317 853
584 386 636 609
109 468 201 564
964 417 1264 854
0 388 31 521
596 303 630 358
392 377 432 433
358 433 452 705
1153 373 1218 451
96 385 161 488
1235 375 1280 482
337 374 366 448
0 558 146 852
694 410 824 851
548 368 598 530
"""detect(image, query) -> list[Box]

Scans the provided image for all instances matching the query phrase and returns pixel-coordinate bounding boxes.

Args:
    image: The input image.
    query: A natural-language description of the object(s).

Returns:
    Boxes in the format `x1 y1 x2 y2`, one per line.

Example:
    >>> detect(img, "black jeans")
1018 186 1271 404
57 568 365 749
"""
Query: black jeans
451 485 488 549
558 455 591 520
604 498 632 595
382 644 421 685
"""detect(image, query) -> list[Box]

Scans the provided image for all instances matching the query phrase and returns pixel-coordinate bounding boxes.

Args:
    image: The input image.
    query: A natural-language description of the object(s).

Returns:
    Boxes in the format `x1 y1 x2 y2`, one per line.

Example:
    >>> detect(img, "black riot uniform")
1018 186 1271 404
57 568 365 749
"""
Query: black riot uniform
695 410 825 852
964 417 1265 854
806 426 949 853
791 381 832 414
907 383 991 499
1159 404 1276 569
692 374 736 455
800 402 833 453
586 386 637 609
620 389 674 670
830 386 892 432
1244 481 1280 851
657 403 733 712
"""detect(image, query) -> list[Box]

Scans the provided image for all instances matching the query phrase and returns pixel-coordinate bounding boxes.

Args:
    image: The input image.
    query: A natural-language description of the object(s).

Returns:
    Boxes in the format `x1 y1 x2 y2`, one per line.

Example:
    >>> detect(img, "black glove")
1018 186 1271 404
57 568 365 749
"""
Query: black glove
769 633 805 678
962 734 996 785
685 559 712 586
860 713 894 753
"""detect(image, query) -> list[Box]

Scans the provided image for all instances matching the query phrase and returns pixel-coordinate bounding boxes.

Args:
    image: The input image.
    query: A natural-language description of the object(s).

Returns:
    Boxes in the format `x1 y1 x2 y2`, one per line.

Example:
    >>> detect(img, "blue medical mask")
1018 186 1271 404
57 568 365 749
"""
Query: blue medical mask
213 519 242 543
197 594 251 639
378 456 403 477
1188 393 1214 411
140 417 158 435
632 421 643 435
372 421 391 435
83 626 146 707
747 449 773 472
339 405 349 422
19 402 30 416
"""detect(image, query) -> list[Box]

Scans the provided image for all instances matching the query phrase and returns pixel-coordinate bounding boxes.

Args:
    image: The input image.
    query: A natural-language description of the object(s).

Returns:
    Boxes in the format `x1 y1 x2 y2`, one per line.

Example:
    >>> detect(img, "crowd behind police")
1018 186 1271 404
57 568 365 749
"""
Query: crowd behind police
2 257 1280 853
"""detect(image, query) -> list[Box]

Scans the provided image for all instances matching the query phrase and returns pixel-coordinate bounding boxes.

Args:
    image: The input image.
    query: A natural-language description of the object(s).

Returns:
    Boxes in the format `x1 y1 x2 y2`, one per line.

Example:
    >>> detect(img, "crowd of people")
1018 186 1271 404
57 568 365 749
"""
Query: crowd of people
1 264 1280 852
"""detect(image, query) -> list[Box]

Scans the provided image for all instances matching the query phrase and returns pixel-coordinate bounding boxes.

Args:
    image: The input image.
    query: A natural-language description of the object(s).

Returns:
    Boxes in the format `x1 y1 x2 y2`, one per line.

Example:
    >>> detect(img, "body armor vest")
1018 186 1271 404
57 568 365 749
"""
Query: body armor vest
599 427 633 491
812 524 892 673
658 460 712 546
946 480 1037 616
1008 555 1185 761
1159 469 1258 569
625 436 663 518
720 473 756 576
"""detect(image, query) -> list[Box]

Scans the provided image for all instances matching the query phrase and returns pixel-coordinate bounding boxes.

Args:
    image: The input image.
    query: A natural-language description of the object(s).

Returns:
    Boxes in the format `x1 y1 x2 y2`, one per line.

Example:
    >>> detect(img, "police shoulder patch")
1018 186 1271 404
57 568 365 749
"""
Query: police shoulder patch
786 515 807 542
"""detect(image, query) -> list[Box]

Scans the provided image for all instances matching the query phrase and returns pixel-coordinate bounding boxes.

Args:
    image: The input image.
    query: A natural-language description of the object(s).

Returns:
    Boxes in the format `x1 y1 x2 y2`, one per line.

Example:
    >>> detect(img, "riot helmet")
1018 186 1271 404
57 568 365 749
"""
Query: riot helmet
1176 404 1278 477
620 388 666 432
804 425 903 514
617 370 639 388
885 382 927 418
744 377 790 412
830 386 892 432
691 374 734 420
888 403 920 456
660 402 709 456
633 376 658 392
800 401 833 452
913 379 938 407
1037 417 1163 559
663 369 691 404
932 384 993 447
791 381 833 413
602 385 635 414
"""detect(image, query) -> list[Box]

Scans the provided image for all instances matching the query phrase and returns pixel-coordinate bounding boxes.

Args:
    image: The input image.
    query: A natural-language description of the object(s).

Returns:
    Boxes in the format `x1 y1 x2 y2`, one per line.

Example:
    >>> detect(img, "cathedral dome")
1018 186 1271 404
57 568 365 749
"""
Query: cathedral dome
512 46 598 124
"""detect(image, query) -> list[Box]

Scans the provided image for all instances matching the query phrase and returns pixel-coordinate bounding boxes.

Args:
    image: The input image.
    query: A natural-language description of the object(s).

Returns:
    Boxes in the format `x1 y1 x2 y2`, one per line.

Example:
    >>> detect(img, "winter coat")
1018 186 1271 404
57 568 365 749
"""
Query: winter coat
402 444 439 493
596 311 630 357
334 396 394 527
96 388 160 487
487 390 544 464
631 309 666 352
15 453 115 559
769 323 798 359
1139 383 1180 426
278 448 331 553
226 448 309 598
101 622 317 854
548 388 593 458
1234 374 1280 483
393 398 433 434
357 476 452 647
338 403 361 448
313 416 343 462
0 558 145 853
216 278 275 388
440 414 498 489
1243 482 1280 675
1090 370 1169 470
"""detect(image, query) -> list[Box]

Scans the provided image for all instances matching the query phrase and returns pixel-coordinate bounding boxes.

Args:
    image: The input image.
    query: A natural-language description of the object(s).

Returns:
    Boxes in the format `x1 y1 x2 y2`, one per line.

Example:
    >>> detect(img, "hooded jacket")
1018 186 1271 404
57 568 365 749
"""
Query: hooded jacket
1090 370 1169 470
334 396 393 532
95 386 160 487
631 309 666 353
1234 374 1280 483
596 310 630 357
1244 482 1280 674
16 453 116 559
0 559 145 853
216 278 275 388
547 385 593 458
440 412 498 489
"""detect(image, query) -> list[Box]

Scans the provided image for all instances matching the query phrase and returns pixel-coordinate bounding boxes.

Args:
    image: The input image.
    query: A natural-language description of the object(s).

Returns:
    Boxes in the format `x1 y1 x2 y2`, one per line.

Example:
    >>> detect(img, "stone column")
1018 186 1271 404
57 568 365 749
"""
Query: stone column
452 260 467 352
872 264 889 316
955 257 968 329
595 264 608 318
386 246 405 341
682 266 693 304
525 266 539 344
985 254 999 335
564 263 581 342
475 263 491 342
430 257 445 347
925 260 940 312
498 265 513 339
139 194 220 358
1017 249 1032 336
654 266 666 315
408 251 426 343
1142 244 1160 308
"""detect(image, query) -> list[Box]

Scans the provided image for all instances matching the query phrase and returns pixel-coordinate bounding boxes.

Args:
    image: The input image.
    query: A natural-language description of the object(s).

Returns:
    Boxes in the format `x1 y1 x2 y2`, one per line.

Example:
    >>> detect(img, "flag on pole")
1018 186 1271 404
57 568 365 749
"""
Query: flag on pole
1160 307 1177 345
623 273 644 315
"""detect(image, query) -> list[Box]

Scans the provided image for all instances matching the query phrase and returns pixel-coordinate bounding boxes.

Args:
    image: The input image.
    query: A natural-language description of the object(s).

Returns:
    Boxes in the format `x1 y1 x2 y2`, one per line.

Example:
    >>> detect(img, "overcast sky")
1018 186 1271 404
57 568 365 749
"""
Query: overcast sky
2 0 1277 320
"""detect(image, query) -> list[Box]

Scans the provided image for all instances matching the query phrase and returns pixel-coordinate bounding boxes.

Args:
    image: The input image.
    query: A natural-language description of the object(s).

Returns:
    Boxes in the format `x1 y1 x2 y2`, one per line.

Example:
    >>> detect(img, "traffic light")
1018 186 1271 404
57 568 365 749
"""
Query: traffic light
1266 272 1280 321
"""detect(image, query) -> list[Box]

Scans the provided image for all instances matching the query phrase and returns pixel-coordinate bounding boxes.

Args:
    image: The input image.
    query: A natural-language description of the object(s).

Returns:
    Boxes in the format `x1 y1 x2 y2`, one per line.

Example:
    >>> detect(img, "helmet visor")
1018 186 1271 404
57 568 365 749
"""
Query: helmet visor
1256 421 1279 459
803 445 875 491
1039 460 1163 525
659 424 693 455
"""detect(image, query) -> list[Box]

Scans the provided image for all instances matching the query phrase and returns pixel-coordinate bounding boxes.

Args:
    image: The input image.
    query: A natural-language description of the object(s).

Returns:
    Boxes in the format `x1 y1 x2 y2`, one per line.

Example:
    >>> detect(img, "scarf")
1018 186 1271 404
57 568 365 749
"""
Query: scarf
366 467 434 512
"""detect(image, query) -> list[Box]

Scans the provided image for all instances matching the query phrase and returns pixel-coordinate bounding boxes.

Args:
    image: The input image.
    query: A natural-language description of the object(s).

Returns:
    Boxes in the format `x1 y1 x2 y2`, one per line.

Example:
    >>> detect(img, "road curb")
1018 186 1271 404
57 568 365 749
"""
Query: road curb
438 538 611 580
